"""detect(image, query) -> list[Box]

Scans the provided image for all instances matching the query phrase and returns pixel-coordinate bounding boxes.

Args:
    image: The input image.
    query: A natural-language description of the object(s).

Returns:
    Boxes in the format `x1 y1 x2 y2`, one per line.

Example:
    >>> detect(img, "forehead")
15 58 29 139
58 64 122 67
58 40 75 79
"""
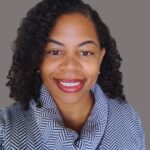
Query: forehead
49 13 97 38
48 13 99 47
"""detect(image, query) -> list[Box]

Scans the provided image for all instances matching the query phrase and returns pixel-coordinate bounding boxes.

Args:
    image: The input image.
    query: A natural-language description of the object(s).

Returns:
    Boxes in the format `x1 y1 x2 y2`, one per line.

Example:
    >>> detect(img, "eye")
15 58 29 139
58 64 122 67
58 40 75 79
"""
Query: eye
79 50 94 56
46 49 63 56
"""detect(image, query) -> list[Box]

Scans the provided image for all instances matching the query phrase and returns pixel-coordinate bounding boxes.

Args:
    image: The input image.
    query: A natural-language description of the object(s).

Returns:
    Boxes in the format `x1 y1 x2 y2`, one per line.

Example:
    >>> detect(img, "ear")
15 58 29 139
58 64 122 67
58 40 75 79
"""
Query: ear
99 48 106 64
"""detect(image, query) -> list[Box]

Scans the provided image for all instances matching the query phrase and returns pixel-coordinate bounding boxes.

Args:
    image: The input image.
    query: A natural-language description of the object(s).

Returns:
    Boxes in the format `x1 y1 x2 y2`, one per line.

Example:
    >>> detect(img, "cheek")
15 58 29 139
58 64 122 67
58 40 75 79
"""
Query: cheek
40 60 57 80
83 62 99 88
84 61 100 77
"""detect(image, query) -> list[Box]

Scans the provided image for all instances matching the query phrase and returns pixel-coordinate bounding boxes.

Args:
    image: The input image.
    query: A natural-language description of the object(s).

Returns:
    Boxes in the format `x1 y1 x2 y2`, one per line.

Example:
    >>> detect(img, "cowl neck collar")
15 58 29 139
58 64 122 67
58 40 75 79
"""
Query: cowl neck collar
31 83 108 149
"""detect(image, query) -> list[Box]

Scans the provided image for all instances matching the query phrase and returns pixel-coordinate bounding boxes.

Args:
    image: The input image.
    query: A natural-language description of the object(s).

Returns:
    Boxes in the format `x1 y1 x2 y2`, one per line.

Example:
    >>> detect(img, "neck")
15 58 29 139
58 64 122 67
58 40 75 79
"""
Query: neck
54 92 94 132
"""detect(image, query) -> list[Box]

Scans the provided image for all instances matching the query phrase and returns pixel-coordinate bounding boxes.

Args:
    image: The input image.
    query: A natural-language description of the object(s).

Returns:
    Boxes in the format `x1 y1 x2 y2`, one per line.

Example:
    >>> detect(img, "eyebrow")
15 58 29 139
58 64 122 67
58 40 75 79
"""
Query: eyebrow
47 39 99 48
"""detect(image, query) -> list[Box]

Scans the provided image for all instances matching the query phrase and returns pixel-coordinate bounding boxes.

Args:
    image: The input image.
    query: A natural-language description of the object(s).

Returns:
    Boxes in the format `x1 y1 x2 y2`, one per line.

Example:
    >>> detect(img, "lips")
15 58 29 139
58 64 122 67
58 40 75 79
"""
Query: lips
54 79 85 93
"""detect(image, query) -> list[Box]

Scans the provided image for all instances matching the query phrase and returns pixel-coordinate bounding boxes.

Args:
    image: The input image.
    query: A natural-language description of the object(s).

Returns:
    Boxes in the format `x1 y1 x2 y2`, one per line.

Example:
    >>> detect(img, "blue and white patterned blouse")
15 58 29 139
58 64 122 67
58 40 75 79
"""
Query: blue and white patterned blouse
0 84 146 149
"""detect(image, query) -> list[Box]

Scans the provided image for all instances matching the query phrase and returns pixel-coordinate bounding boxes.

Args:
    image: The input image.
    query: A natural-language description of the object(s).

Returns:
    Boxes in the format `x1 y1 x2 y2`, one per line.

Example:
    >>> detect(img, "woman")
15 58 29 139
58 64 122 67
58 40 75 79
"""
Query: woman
0 0 146 149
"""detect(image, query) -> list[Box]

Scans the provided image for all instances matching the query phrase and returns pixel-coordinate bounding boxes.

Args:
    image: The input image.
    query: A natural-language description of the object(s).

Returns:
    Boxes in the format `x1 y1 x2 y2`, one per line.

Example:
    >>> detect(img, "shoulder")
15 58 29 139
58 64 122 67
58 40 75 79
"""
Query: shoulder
0 108 6 144
106 99 145 149
0 103 22 119
0 106 8 147
0 102 31 125
107 99 142 126
0 103 24 144
0 103 20 124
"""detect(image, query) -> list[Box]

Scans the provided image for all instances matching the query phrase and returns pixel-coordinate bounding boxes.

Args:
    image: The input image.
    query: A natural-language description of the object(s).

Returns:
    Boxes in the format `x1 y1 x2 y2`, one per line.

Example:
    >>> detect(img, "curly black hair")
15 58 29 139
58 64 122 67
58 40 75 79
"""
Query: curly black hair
6 0 126 110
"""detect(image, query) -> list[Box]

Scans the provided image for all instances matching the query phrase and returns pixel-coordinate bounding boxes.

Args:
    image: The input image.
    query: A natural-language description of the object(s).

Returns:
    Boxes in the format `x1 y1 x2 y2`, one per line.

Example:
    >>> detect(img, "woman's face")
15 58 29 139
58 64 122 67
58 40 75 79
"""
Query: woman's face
40 13 105 104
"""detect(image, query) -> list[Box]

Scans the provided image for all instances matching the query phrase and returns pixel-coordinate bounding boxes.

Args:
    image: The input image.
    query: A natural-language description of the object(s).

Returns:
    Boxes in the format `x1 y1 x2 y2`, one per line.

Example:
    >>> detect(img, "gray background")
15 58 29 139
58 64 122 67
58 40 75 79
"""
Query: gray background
0 0 149 148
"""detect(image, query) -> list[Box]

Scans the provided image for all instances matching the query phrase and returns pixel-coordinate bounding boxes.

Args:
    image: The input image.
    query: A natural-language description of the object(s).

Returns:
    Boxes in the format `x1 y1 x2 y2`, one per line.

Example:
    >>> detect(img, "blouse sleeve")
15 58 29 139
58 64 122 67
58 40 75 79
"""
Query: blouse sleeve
138 114 146 150
0 108 5 149
135 112 146 150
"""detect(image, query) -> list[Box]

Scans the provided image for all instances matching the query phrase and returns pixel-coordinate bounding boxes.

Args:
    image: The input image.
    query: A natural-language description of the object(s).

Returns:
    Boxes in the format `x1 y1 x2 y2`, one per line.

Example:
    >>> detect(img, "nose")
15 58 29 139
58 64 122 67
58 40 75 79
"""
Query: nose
59 54 82 73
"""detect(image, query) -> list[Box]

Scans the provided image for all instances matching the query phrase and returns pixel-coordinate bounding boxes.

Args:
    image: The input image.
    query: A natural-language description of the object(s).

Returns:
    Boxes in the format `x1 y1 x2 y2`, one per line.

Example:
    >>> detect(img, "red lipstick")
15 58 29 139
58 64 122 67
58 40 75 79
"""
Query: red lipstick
54 79 85 93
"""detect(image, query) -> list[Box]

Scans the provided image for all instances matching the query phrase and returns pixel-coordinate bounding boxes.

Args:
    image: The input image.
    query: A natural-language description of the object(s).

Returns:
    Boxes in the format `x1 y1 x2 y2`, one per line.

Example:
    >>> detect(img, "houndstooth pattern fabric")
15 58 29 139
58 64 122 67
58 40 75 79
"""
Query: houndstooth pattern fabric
0 84 146 150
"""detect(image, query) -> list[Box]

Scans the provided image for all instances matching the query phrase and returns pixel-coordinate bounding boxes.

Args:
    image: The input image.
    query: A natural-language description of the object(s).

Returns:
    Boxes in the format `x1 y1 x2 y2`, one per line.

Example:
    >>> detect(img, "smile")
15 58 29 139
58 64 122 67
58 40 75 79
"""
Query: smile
60 81 80 87
54 79 85 93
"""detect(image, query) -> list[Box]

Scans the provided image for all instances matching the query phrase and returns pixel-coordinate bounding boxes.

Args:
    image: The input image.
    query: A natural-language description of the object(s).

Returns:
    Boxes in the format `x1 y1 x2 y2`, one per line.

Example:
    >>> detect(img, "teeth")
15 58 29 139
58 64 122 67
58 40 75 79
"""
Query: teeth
60 81 80 87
